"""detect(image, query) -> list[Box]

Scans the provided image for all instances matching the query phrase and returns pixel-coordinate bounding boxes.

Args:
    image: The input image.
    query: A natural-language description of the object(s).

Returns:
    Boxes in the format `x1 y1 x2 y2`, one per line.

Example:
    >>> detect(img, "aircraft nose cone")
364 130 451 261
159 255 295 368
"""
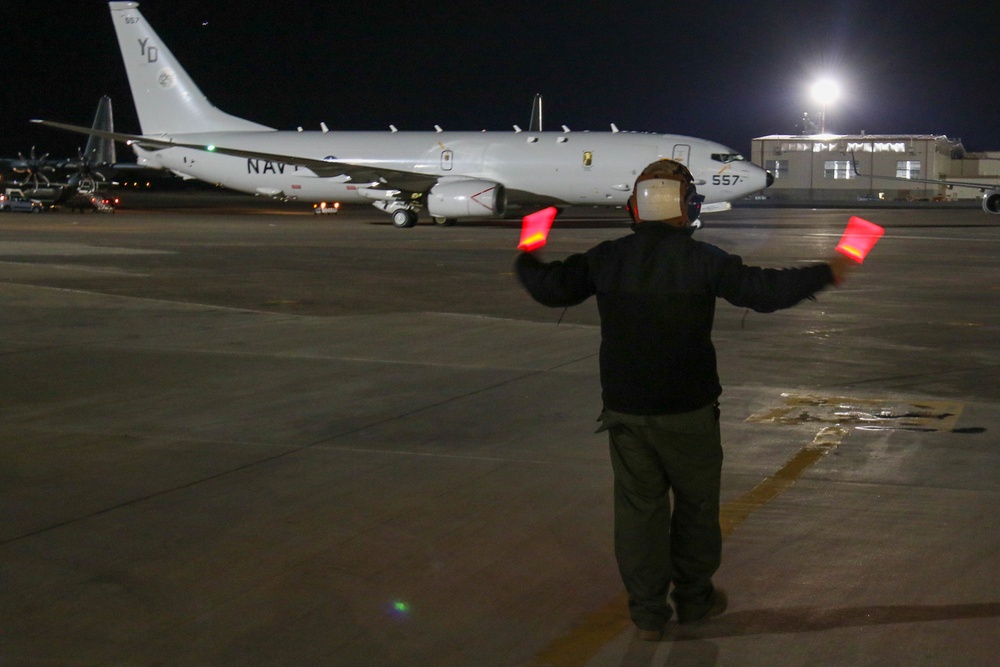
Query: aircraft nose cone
766 171 775 188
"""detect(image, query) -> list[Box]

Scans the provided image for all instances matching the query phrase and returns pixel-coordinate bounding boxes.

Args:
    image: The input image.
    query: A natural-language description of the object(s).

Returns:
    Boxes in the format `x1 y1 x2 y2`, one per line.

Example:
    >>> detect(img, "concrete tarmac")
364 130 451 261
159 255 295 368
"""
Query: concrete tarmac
1 201 998 666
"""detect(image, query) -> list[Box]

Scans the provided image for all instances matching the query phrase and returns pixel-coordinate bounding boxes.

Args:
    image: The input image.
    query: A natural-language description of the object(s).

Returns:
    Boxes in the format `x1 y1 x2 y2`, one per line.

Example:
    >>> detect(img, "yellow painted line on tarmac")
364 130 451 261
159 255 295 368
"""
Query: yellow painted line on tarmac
532 425 849 667
719 426 847 538
532 594 634 667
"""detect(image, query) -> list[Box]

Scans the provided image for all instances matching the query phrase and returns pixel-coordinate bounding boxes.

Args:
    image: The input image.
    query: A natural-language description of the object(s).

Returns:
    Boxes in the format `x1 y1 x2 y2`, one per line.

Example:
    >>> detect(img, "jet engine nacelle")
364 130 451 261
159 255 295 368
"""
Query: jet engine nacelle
982 189 1000 214
427 179 506 218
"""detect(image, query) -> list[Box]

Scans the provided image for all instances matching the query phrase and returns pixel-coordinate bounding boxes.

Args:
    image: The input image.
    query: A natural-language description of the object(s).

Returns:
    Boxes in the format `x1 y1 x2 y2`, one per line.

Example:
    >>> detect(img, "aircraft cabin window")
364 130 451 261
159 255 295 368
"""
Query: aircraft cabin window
527 137 539 143
557 137 568 143
583 151 593 167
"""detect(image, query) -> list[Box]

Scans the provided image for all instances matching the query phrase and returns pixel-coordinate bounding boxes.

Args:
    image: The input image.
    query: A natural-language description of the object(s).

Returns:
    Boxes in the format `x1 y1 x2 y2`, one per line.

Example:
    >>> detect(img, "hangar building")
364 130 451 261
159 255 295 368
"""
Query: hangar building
750 134 1000 204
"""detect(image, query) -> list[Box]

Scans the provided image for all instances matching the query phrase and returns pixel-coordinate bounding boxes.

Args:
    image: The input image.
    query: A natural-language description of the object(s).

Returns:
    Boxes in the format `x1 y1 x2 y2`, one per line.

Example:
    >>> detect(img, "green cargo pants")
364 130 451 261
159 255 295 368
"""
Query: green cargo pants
598 404 723 630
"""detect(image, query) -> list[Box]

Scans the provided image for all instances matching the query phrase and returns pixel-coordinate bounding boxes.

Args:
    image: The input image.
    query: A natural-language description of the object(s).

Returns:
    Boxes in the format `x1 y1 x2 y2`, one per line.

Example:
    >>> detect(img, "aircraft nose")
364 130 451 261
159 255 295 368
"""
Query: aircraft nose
766 171 775 188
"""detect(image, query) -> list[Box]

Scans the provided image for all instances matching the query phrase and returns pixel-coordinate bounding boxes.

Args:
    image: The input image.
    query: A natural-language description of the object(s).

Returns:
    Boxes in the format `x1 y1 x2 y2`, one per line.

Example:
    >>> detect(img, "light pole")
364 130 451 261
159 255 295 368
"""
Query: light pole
811 78 840 134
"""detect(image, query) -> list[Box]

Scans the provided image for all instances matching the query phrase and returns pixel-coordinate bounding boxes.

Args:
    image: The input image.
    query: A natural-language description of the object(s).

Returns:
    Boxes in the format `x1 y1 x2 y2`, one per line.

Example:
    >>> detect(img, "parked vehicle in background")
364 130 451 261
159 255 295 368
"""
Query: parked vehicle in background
313 201 340 215
66 192 120 213
0 189 45 213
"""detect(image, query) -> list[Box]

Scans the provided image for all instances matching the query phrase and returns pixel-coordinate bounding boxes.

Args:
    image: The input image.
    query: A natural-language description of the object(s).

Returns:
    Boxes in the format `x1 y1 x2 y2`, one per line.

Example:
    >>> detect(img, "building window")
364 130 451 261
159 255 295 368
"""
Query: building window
847 142 907 153
765 160 788 179
896 160 921 178
824 160 855 179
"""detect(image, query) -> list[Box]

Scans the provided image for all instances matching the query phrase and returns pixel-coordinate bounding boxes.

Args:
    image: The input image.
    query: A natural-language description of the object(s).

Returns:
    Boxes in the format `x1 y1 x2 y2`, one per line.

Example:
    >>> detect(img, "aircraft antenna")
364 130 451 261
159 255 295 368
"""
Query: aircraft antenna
529 93 543 132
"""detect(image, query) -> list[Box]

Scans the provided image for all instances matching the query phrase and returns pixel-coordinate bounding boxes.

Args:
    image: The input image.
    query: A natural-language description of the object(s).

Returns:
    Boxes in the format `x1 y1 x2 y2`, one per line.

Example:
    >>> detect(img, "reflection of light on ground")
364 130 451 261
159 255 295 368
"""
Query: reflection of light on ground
746 393 966 433
388 600 411 621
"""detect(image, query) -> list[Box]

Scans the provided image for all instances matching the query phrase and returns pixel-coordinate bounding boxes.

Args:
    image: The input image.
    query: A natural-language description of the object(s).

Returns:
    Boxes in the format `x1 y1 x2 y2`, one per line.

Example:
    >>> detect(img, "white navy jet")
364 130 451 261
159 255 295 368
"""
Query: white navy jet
36 1 773 228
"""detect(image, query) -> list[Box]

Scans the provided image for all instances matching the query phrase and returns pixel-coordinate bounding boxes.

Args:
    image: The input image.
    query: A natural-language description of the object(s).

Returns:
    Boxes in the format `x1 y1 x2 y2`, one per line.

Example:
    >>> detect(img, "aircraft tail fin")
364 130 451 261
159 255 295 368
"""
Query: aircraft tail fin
83 95 117 165
107 2 270 135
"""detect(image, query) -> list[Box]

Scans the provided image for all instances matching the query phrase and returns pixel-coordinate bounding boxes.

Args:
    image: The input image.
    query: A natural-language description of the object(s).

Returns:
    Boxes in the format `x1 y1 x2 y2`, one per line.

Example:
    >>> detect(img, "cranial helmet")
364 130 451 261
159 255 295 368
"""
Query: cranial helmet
626 159 703 225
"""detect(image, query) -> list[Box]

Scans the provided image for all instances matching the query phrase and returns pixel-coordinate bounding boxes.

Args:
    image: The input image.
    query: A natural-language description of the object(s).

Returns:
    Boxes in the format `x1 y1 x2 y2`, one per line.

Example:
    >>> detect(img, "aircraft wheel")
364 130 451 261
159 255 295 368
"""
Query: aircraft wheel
433 217 456 226
391 209 418 228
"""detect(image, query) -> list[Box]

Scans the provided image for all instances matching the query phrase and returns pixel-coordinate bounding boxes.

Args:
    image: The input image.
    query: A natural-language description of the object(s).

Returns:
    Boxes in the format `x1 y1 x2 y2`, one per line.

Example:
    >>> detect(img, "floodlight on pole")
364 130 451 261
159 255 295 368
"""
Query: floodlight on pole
811 78 840 134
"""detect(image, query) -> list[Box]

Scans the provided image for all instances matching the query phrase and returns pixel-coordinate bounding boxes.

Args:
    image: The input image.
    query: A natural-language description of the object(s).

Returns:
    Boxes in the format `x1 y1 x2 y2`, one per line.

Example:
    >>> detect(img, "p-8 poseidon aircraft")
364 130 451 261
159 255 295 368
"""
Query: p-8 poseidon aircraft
36 1 772 227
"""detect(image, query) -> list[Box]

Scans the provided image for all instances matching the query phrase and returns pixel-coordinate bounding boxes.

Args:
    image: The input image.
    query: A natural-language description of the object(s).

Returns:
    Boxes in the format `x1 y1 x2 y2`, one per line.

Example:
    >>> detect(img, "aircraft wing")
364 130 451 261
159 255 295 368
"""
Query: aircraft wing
851 151 999 191
31 120 439 192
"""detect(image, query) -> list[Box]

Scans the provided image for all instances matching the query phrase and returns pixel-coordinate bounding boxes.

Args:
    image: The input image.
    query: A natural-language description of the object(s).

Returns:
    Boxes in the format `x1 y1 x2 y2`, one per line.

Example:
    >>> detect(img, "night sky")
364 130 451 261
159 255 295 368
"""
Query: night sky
2 0 998 161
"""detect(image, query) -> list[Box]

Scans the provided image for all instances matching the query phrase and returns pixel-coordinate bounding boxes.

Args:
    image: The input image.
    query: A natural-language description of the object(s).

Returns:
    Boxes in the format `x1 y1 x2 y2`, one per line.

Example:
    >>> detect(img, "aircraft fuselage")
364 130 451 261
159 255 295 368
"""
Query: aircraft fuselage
136 130 765 208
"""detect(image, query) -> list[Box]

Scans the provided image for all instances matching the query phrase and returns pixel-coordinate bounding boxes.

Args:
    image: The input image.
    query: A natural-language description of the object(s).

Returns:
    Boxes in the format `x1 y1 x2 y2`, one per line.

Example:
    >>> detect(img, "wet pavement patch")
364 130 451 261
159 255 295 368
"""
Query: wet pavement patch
746 393 983 434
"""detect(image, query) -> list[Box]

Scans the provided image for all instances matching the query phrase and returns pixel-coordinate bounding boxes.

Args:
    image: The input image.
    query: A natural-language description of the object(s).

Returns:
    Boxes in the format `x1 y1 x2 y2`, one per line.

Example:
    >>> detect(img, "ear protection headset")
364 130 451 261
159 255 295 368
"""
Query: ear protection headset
626 159 703 225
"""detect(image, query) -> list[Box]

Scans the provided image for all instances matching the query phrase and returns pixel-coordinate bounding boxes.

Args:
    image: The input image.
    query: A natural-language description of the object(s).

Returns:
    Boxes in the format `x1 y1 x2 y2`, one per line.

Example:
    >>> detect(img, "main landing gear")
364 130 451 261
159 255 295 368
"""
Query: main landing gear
391 209 418 228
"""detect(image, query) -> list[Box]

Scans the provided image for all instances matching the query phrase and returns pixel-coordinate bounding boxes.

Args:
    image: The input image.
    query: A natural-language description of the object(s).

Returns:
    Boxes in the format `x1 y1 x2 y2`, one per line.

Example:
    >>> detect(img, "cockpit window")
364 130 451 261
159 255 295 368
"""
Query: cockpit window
711 153 746 164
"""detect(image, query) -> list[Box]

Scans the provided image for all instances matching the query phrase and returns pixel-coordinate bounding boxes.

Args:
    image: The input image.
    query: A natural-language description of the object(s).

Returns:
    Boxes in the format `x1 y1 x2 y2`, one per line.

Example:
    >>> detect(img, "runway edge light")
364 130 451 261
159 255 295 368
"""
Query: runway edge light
836 216 884 263
518 207 558 252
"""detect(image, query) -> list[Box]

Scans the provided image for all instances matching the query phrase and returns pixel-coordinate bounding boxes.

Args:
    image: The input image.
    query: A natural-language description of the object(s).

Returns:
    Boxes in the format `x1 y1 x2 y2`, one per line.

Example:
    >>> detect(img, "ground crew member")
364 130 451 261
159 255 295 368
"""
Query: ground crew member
514 159 853 640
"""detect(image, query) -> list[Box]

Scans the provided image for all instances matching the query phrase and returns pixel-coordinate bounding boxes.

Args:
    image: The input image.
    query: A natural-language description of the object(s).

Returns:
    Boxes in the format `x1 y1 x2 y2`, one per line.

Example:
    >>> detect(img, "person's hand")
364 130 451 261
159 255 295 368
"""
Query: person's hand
828 254 855 285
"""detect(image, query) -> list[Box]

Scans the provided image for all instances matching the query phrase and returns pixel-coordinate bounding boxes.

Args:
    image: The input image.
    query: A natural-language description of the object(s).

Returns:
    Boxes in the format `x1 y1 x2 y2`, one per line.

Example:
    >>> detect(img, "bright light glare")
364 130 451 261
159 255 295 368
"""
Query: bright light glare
811 79 840 106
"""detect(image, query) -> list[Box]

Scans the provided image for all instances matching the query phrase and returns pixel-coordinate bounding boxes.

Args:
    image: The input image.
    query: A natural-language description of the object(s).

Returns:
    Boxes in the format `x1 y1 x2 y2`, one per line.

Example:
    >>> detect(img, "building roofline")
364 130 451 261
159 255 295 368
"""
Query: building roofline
754 133 957 142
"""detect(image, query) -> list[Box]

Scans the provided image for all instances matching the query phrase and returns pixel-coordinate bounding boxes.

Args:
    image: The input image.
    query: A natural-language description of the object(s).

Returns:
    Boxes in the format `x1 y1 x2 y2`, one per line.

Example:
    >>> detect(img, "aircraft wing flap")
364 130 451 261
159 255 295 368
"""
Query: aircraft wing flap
31 120 438 191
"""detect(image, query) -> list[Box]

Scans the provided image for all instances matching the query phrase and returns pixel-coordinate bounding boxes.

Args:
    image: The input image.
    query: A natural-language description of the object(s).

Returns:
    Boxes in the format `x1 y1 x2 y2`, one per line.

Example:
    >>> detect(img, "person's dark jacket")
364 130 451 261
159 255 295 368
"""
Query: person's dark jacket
515 223 834 415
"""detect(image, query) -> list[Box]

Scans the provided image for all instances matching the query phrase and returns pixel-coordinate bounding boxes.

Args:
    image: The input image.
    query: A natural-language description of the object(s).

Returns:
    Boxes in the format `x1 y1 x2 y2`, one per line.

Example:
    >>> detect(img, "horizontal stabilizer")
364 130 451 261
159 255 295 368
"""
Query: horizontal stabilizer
31 119 439 191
